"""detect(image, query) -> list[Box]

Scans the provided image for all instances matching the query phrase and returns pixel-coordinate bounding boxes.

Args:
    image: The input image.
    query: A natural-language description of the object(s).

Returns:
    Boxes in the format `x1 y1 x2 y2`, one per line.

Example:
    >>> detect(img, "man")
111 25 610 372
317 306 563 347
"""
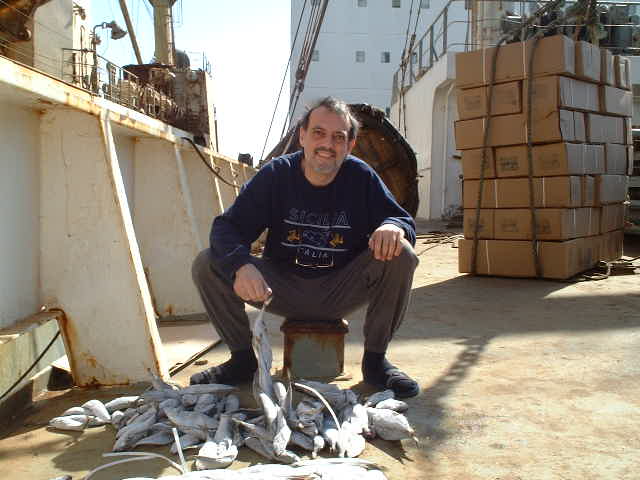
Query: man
191 97 419 398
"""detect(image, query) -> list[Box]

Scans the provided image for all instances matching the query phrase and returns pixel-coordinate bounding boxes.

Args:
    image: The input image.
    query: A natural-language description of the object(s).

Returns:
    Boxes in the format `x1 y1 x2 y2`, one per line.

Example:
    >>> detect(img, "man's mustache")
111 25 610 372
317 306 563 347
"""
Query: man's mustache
314 147 336 156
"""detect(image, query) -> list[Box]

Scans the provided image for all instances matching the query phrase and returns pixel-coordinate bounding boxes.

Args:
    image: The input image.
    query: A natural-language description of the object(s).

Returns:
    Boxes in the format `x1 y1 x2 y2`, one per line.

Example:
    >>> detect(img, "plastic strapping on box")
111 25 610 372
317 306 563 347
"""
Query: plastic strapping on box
482 48 487 85
572 209 576 236
588 208 592 235
485 240 491 274
522 42 527 80
494 180 498 208
541 177 546 207
581 144 586 174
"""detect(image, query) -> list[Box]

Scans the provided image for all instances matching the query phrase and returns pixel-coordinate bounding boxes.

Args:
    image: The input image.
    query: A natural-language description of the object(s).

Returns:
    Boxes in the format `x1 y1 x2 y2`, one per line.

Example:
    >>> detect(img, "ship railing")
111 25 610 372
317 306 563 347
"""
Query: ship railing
62 48 144 110
392 0 640 105
391 0 470 105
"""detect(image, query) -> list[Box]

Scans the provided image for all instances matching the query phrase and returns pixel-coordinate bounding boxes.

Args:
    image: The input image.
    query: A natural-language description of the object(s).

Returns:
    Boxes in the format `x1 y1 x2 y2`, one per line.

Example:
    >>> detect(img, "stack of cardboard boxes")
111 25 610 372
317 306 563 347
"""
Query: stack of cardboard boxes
454 35 631 279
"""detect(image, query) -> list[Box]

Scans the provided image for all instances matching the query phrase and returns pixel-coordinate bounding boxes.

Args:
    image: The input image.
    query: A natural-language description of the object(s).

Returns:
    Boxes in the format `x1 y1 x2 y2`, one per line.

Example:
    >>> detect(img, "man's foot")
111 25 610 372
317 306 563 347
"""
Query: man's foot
362 351 420 399
190 349 257 385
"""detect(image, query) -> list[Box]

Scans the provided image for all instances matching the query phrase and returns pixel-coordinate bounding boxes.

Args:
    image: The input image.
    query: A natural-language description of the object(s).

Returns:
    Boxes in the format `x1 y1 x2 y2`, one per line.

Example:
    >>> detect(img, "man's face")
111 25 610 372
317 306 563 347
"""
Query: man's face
299 106 356 185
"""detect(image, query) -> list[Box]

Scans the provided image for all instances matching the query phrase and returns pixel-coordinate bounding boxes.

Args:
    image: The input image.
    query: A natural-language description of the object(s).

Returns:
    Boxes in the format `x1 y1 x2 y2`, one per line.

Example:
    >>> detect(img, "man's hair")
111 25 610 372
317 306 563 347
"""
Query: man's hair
299 97 360 140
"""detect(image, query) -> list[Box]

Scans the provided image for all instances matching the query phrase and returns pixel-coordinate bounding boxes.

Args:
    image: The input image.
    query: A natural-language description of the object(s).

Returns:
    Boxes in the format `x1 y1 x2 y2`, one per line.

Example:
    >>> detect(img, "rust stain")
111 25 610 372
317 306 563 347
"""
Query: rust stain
49 308 80 385
164 304 174 316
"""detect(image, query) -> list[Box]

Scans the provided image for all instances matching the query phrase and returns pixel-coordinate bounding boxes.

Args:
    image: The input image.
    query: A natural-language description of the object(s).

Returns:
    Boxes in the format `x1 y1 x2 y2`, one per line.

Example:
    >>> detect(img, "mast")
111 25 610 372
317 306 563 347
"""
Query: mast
147 0 177 66
118 0 143 64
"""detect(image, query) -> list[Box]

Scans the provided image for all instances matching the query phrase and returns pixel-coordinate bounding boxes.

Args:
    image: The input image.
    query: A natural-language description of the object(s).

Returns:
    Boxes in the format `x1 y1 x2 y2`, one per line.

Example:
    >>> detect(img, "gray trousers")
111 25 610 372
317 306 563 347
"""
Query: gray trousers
191 239 418 354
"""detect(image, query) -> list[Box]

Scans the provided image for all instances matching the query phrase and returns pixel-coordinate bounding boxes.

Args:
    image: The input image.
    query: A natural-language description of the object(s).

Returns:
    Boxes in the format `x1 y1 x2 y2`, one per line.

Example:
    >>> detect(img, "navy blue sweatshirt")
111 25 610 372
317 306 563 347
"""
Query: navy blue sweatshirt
210 151 416 280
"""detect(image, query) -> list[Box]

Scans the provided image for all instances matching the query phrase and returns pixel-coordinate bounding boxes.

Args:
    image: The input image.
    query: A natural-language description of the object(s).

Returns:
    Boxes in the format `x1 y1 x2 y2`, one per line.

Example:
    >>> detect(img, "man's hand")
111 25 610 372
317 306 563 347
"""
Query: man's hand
233 263 272 302
369 224 405 261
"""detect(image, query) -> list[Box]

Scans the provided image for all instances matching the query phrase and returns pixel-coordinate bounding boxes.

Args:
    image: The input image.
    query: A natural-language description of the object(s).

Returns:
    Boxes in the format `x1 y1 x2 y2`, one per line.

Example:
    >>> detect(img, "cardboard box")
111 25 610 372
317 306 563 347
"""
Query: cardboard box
494 208 587 240
575 41 601 82
495 145 528 177
587 114 625 144
457 81 521 120
600 203 626 233
534 176 582 208
462 148 496 179
523 76 599 121
455 110 579 150
464 209 495 239
574 111 586 142
455 35 575 89
628 146 635 176
595 175 629 205
463 179 496 208
540 237 598 279
532 110 578 145
531 143 603 177
601 49 615 86
614 55 631 90
582 175 595 206
583 144 605 174
587 208 601 237
601 85 633 117
458 237 596 279
458 239 536 277
605 143 630 174
475 176 582 208
624 117 633 145
600 230 624 261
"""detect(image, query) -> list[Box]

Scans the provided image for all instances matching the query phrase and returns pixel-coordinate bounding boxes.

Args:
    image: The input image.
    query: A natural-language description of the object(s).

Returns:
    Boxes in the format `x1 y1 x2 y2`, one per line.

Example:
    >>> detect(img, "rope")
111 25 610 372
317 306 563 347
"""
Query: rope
259 0 308 161
526 33 543 278
470 37 507 274
181 137 237 188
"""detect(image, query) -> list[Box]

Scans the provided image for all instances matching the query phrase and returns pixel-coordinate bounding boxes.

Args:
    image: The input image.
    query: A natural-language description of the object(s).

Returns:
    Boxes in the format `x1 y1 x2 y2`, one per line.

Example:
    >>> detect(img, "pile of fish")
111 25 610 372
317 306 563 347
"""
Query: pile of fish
48 304 418 478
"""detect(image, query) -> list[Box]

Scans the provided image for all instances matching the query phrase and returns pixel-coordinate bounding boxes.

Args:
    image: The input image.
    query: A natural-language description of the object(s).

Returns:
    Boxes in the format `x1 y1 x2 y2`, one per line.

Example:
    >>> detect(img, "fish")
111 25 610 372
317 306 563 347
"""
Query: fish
104 396 140 413
61 406 86 416
312 435 325 458
170 433 204 454
194 414 238 470
81 399 111 423
181 394 200 408
49 415 88 431
164 407 218 430
111 410 126 429
134 431 174 447
223 394 240 414
375 398 409 413
179 384 238 396
320 413 340 453
366 408 419 444
113 407 157 451
288 430 314 451
342 403 371 437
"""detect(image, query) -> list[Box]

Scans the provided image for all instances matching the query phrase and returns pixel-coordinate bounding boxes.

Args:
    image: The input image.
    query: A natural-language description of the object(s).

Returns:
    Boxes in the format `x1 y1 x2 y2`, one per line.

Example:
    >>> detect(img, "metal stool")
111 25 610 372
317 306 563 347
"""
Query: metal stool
280 318 349 379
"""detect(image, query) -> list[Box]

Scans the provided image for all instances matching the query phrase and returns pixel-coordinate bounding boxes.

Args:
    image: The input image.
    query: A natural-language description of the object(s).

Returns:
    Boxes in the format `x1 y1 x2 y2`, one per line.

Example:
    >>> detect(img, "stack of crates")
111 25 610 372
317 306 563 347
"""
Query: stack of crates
454 35 631 279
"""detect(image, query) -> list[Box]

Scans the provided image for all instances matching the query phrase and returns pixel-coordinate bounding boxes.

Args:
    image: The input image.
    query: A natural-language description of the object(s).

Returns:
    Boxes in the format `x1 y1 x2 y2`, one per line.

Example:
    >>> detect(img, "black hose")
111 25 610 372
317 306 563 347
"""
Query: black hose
181 137 238 188
0 330 61 403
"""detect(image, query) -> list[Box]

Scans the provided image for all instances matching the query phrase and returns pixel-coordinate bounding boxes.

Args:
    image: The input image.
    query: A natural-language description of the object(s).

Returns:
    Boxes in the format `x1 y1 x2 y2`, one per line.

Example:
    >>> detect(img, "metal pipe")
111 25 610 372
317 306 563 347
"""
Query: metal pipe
118 0 143 64
441 81 456 219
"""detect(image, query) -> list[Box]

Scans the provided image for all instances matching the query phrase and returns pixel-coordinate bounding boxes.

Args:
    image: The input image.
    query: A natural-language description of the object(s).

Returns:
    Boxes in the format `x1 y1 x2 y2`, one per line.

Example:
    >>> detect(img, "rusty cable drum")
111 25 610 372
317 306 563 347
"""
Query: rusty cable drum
264 104 419 218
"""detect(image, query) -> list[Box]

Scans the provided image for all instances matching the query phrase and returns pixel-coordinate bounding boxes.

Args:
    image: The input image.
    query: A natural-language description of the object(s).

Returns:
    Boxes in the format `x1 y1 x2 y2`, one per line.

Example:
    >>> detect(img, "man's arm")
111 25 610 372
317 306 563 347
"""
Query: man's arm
366 169 416 261
209 165 274 282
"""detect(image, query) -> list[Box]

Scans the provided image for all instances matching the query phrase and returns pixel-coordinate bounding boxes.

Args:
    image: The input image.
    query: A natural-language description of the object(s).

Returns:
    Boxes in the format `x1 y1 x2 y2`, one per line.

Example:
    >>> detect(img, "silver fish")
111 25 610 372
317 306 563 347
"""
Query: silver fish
81 400 111 423
223 394 240 414
111 410 125 429
289 430 314 451
170 432 204 454
113 408 157 451
164 407 218 430
182 394 200 408
180 384 238 396
366 407 418 444
375 398 409 413
104 396 140 413
49 415 88 431
194 414 238 470
61 406 85 416
312 435 325 458
134 431 174 447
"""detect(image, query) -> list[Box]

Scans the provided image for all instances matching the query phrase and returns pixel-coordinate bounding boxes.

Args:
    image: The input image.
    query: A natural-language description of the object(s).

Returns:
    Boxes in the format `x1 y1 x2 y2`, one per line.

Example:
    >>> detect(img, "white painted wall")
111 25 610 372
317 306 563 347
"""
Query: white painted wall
290 0 438 120
390 52 457 220
114 134 136 216
0 105 41 329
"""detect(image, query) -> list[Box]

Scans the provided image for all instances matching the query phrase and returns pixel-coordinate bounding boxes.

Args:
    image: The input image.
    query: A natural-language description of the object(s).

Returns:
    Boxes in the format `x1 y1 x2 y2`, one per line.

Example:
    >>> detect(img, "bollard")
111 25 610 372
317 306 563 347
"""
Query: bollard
280 318 349 379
